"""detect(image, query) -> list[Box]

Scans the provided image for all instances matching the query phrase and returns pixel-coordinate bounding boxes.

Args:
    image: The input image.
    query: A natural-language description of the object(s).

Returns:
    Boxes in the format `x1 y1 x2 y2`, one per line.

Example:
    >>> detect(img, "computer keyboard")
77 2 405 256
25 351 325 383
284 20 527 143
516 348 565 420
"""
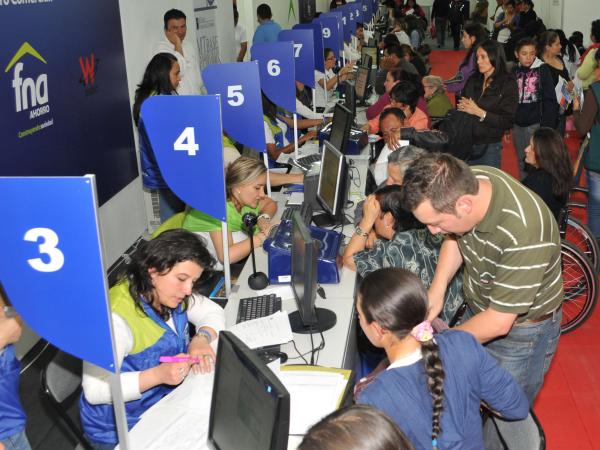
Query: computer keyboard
280 202 313 224
236 294 282 323
295 153 321 171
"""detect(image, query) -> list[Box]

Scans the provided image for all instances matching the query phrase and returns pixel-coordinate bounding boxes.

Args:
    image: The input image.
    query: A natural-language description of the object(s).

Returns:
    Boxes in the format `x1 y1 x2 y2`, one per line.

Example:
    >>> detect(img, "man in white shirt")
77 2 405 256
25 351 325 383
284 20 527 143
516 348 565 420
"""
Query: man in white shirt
153 9 205 95
233 7 248 62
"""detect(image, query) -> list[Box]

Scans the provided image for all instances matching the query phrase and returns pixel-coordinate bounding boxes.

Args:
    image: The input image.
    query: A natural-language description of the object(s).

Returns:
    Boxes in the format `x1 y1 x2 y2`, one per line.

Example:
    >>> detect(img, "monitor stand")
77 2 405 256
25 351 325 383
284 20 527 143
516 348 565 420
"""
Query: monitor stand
288 308 337 334
312 212 351 228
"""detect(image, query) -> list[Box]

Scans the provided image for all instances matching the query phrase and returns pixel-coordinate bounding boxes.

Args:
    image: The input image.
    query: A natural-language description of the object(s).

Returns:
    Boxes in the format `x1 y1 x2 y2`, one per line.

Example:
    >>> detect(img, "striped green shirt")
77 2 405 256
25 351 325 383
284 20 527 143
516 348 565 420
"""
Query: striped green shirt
458 167 563 323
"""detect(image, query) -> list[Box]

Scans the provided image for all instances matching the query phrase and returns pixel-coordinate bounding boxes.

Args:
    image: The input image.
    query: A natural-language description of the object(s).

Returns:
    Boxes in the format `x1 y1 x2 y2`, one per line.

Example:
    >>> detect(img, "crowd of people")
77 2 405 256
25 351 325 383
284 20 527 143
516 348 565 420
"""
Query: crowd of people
4 2 600 450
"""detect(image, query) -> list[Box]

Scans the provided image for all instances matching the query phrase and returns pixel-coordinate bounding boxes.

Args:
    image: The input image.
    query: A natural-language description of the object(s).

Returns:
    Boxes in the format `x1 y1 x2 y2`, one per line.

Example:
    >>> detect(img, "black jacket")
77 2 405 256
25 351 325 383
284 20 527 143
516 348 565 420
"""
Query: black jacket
513 59 558 128
431 0 450 19
462 70 518 144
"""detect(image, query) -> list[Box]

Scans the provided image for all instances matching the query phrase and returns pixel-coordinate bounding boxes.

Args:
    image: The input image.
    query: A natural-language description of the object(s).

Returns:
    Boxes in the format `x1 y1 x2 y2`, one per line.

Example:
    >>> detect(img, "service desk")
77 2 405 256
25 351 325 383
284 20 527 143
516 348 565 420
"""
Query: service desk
122 143 371 450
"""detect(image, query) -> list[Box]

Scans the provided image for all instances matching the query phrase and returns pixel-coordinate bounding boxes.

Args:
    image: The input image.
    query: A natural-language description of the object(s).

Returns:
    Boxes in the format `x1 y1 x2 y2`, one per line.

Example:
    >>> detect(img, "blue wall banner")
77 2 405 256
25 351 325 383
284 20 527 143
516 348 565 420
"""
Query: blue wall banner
141 96 227 221
315 15 343 62
0 0 137 205
251 42 297 113
0 176 115 371
203 62 266 152
278 29 315 88
293 22 325 72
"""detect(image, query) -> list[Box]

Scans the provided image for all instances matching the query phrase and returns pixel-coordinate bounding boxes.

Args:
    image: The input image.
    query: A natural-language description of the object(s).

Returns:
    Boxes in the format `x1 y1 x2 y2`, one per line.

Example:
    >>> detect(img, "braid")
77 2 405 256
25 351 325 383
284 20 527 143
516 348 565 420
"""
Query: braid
420 338 445 448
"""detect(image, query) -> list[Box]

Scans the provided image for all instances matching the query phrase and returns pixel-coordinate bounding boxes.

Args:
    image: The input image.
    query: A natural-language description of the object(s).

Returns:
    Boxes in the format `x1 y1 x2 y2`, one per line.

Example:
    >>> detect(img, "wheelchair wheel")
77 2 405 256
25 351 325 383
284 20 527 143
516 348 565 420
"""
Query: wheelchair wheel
561 241 598 334
565 216 600 274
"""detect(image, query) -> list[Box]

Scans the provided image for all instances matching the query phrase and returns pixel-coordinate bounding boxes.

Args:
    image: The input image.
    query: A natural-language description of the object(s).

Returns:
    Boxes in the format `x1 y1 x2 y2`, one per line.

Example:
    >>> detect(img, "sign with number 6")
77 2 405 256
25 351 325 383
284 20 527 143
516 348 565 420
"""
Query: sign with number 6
251 41 296 113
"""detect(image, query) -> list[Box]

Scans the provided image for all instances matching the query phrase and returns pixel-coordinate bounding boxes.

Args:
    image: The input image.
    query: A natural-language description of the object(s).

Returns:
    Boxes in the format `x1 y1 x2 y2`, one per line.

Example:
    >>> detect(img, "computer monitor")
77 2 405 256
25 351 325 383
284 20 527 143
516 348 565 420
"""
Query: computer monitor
354 66 370 106
344 83 356 119
208 331 290 450
327 103 353 155
313 141 350 228
361 53 372 71
288 211 337 334
361 46 377 69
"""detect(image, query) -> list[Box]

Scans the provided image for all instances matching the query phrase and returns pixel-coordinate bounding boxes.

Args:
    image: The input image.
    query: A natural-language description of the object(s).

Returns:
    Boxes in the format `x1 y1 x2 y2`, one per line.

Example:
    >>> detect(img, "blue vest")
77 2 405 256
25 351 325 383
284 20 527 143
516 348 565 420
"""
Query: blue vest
139 119 168 190
0 345 27 440
80 297 189 445
264 116 286 169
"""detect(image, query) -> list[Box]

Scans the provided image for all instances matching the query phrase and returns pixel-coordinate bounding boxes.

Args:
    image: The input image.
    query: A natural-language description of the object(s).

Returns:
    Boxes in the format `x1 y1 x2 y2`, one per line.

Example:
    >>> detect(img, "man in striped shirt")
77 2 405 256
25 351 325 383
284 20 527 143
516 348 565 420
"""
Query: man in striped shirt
402 153 563 405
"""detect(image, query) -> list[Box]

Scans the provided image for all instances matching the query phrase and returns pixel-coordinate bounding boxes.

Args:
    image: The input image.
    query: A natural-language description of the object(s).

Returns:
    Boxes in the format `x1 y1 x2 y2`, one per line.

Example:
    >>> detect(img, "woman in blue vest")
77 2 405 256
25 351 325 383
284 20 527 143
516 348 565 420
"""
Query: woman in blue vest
0 299 30 450
262 93 316 167
133 53 185 223
80 230 225 449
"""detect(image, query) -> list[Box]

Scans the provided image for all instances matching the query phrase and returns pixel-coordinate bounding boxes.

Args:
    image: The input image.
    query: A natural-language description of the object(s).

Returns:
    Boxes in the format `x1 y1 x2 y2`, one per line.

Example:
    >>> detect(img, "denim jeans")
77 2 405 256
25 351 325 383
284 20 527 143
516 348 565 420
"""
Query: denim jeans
434 17 447 46
586 169 600 239
467 142 503 169
1 430 32 450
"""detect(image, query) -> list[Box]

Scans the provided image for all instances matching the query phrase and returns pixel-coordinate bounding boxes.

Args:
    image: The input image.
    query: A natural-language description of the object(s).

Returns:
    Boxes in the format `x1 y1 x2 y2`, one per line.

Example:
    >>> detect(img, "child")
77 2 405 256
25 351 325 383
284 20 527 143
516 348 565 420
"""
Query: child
356 268 528 450
512 37 558 179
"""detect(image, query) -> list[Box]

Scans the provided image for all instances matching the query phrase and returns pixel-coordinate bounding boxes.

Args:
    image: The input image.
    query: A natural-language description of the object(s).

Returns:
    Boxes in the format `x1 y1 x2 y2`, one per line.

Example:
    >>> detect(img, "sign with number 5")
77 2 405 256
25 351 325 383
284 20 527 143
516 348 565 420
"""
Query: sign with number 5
203 61 266 152
251 42 296 113
0 175 116 371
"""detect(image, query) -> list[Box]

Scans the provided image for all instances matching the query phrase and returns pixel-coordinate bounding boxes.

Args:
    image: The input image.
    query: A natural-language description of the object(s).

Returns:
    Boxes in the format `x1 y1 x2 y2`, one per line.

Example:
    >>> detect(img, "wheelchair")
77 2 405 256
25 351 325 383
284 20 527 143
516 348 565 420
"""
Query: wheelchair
558 136 599 333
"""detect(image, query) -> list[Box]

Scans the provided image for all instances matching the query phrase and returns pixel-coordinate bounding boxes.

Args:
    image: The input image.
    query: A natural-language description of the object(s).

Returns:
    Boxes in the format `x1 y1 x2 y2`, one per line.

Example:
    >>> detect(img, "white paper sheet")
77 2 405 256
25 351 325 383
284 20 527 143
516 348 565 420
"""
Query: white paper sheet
228 310 293 349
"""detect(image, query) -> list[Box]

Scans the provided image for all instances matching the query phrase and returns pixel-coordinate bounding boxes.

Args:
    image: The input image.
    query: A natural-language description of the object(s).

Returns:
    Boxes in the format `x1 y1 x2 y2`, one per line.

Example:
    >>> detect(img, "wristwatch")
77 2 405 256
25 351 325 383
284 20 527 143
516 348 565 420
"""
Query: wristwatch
355 226 369 237
258 213 271 222
479 111 487 122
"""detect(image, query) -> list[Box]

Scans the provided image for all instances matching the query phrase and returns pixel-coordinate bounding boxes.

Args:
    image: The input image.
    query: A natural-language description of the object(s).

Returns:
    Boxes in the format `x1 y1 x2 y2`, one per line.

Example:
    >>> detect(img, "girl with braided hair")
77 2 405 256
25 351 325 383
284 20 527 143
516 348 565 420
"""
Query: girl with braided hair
356 268 528 449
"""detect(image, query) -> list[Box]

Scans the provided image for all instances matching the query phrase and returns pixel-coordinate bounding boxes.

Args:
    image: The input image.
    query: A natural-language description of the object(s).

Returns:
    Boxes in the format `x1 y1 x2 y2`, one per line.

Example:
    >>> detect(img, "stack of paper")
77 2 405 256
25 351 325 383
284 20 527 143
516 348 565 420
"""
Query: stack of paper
278 367 351 435
227 310 293 349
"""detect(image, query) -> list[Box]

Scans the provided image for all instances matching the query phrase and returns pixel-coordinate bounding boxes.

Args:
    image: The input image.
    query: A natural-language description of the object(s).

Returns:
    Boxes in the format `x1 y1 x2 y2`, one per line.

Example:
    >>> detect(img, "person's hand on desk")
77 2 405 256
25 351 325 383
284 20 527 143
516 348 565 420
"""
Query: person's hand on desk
188 331 217 374
146 353 192 387
301 130 318 143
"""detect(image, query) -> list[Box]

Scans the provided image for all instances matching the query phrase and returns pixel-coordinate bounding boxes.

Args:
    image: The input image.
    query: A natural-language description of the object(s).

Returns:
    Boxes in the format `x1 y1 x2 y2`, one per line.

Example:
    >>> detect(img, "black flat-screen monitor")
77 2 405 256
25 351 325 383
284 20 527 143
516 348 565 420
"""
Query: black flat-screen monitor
344 83 356 119
328 103 353 155
288 211 336 334
354 66 370 105
361 53 372 70
313 141 350 228
361 46 377 69
208 331 290 450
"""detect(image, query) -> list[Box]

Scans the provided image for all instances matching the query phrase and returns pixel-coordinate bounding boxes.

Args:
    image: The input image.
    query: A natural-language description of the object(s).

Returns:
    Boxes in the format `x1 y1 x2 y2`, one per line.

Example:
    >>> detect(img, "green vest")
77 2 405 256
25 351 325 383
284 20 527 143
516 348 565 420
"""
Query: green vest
110 281 165 354
182 201 261 234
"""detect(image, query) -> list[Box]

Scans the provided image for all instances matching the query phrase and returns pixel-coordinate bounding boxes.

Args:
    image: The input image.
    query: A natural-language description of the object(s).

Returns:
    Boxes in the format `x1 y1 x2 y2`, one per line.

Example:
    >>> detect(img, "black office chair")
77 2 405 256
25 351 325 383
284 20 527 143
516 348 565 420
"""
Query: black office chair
41 348 93 450
484 408 546 450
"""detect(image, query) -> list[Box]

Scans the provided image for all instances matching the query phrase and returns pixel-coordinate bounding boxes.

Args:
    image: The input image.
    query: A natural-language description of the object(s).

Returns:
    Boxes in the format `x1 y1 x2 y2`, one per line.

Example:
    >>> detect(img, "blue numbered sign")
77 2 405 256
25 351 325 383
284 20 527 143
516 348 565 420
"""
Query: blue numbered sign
203 61 266 152
363 0 373 23
339 4 355 42
141 95 227 220
315 14 343 62
278 29 315 88
352 1 364 25
293 22 325 72
251 41 296 113
0 176 115 371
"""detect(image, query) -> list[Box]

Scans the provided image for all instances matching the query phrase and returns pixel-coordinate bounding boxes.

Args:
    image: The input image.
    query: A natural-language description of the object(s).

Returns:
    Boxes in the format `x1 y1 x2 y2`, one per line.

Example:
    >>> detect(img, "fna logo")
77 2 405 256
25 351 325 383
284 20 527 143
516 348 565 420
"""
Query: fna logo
4 42 54 138
79 53 99 95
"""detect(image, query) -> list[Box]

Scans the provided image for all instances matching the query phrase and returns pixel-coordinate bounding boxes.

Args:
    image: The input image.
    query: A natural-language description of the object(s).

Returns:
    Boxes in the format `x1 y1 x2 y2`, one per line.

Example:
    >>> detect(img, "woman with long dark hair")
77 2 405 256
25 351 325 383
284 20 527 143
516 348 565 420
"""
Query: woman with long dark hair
444 21 487 98
356 268 528 449
81 230 224 450
133 53 184 222
458 39 518 168
522 127 573 219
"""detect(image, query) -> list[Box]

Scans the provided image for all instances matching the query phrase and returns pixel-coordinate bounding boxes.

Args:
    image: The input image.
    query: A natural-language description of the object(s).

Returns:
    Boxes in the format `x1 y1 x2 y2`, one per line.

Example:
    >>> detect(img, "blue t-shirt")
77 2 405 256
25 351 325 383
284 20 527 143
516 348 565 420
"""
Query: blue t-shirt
358 330 528 450
252 20 282 44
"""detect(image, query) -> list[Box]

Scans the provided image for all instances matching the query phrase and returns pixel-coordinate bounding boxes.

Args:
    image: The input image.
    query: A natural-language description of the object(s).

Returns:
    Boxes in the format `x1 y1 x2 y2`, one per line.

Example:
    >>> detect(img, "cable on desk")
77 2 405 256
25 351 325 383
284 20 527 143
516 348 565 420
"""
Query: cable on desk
291 340 309 365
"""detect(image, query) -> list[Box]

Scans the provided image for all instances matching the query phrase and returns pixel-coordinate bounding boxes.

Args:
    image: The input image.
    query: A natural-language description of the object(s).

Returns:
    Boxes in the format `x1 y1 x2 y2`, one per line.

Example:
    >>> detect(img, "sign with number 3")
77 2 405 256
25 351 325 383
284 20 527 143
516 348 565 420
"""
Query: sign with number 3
0 175 116 371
